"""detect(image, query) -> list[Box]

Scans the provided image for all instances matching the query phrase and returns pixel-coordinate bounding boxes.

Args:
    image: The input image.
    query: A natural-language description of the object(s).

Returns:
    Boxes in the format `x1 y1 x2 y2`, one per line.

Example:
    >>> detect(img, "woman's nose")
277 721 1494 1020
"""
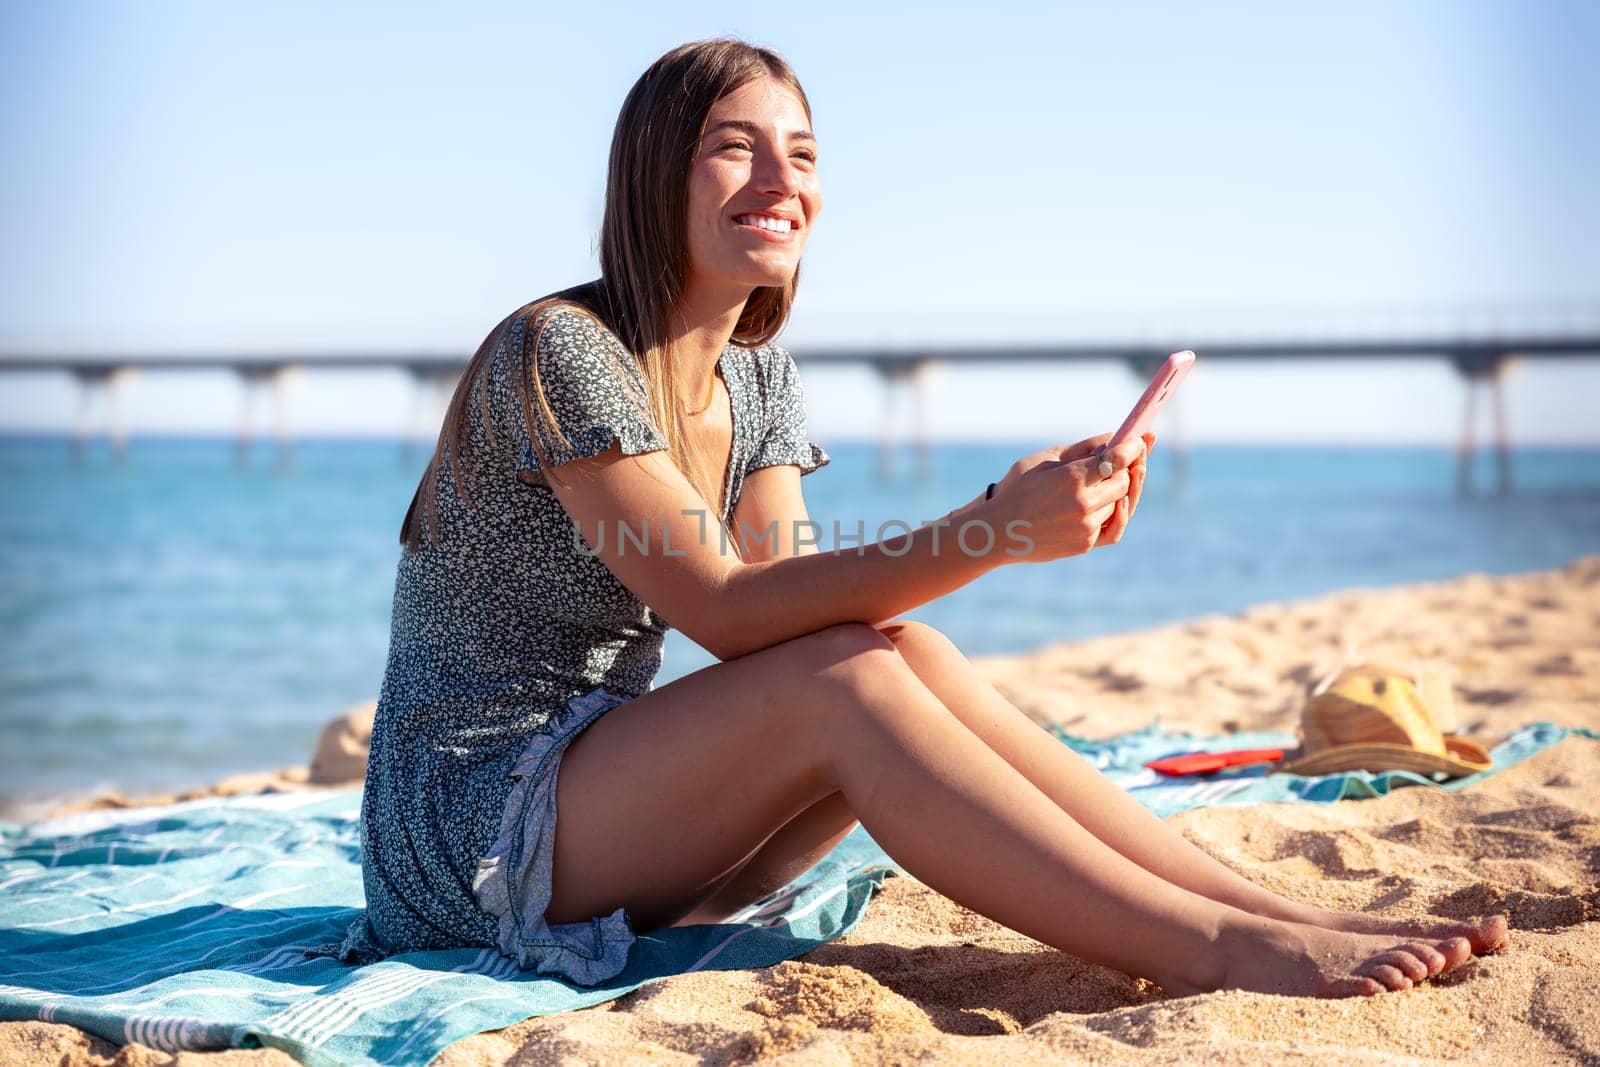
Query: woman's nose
753 148 801 198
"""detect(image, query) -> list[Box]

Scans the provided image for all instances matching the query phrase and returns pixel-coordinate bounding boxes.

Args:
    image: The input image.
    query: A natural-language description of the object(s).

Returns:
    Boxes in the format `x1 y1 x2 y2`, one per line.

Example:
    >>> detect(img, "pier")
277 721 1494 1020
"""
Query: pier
805 333 1600 496
5 316 1597 496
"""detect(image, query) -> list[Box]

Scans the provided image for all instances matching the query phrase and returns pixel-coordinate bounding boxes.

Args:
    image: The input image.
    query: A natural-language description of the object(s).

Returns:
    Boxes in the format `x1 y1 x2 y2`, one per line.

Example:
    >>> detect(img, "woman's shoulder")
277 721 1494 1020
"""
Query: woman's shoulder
487 296 644 399
745 338 800 392
518 299 629 363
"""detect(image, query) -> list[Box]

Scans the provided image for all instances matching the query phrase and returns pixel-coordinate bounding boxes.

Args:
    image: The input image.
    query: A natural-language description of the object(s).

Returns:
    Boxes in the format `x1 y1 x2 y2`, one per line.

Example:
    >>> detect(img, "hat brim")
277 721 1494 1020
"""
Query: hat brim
1275 737 1492 780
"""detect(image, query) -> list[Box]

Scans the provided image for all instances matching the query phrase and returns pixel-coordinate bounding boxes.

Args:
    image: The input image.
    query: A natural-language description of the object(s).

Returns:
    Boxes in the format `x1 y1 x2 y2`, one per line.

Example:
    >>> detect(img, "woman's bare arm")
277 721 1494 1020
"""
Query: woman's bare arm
545 432 1142 660
728 463 823 563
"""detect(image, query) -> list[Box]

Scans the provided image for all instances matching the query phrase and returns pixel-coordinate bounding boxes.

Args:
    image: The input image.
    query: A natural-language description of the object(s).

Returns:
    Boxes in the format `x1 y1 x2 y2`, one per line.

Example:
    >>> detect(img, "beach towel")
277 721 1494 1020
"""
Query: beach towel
1049 720 1596 818
1 721 1590 1067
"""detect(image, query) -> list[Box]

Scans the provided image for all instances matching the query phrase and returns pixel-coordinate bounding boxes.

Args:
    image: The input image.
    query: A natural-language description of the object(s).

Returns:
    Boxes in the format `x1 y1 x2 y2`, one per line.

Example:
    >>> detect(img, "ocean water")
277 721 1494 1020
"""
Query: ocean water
2 436 1597 811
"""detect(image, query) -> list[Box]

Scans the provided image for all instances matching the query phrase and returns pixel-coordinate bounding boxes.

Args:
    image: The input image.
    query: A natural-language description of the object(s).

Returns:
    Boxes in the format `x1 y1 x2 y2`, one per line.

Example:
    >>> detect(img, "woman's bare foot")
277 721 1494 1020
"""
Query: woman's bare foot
1300 906 1510 956
1162 917 1476 999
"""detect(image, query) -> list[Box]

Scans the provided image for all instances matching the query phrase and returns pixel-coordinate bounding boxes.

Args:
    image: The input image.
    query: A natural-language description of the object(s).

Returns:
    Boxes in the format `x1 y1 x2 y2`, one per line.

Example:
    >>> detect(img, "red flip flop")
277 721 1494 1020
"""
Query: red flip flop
1144 748 1285 777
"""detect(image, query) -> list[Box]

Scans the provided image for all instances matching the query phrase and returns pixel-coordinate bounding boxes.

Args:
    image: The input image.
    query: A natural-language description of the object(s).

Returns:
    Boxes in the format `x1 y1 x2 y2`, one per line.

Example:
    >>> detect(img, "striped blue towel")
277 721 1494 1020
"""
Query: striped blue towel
1 722 1587 1066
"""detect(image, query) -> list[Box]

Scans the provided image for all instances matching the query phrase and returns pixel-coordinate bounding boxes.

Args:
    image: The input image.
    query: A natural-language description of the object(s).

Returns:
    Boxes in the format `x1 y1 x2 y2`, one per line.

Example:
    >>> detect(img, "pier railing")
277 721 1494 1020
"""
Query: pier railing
4 321 1597 496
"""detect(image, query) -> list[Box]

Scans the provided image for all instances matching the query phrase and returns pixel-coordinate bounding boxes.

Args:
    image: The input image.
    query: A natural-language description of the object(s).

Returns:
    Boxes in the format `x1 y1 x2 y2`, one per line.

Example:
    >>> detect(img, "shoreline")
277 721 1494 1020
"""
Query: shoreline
8 702 376 826
5 556 1598 1065
16 554 1597 825
972 553 1600 744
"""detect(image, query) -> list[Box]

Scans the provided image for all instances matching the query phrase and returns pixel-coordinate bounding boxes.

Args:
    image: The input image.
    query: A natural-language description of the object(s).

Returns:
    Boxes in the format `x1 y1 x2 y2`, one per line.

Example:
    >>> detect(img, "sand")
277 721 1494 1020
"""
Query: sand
5 555 1598 1066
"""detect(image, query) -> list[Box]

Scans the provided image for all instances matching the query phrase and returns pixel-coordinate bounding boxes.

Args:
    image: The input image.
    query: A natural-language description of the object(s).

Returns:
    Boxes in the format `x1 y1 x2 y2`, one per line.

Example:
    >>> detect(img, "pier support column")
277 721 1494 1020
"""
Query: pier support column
71 371 99 462
876 367 899 481
237 365 299 469
69 365 137 462
1491 362 1513 498
872 359 938 483
1449 352 1514 498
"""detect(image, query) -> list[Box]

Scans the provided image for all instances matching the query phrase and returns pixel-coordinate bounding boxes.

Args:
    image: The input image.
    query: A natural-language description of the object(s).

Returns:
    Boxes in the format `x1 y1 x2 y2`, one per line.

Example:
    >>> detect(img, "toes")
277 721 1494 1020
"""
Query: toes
1432 936 1474 971
1375 950 1430 983
1401 941 1447 975
1364 964 1414 991
1328 976 1386 998
1474 914 1511 954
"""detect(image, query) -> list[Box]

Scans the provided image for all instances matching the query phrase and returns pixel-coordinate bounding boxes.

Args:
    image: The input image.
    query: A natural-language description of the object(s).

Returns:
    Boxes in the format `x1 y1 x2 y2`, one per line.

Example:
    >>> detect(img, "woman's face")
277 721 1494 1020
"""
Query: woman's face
684 75 821 298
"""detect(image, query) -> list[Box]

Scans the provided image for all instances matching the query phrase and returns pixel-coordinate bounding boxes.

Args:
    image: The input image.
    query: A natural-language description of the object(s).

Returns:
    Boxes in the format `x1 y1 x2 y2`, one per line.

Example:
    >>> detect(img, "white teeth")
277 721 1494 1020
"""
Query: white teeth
739 215 792 232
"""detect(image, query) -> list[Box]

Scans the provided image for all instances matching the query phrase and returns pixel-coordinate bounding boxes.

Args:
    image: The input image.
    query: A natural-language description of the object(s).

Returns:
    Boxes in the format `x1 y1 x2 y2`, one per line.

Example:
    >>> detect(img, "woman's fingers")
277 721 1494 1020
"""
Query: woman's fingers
1090 449 1145 548
1085 499 1118 533
1111 437 1146 470
1107 434 1153 527
1098 495 1131 545
1079 465 1132 510
1061 432 1115 463
1060 429 1155 470
1012 446 1145 560
1126 458 1147 516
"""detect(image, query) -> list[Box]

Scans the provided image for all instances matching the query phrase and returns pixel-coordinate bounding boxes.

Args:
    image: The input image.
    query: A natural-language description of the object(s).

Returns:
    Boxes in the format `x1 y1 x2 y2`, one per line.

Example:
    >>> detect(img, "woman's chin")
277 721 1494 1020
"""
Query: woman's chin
693 258 800 295
741 264 800 289
731 251 801 286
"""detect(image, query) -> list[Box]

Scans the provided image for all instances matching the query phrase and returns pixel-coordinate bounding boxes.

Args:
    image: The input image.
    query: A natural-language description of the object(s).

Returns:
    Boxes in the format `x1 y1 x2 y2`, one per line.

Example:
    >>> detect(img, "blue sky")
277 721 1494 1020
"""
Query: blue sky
2 0 1597 443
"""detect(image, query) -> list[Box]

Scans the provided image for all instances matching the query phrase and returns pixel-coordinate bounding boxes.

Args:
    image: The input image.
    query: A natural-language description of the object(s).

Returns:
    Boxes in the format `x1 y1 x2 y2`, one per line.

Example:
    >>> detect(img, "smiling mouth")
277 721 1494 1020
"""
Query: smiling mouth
734 213 796 233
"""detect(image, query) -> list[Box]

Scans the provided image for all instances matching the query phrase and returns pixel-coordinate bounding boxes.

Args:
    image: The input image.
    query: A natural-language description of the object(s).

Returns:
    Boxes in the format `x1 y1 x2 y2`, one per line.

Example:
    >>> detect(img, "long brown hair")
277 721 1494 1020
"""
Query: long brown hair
401 38 812 553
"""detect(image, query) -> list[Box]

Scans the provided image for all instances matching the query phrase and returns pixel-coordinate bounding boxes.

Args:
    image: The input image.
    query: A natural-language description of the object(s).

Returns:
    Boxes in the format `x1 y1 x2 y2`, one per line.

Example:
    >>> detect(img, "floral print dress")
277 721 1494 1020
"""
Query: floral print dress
321 305 830 982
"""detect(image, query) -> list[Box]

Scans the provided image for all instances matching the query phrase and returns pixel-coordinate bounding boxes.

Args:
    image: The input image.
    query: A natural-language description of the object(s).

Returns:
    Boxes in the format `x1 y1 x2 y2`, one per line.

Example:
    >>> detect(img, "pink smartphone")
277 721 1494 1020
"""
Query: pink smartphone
1102 349 1196 455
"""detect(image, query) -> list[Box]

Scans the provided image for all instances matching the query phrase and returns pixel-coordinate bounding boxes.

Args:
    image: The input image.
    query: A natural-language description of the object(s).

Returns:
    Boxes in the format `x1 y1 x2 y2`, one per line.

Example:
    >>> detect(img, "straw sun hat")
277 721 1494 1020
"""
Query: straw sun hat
1274 661 1493 779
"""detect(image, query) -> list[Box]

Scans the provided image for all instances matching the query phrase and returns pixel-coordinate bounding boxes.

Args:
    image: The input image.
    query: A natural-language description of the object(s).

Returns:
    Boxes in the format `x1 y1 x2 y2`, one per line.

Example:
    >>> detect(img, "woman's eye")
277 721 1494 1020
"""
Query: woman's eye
721 140 753 152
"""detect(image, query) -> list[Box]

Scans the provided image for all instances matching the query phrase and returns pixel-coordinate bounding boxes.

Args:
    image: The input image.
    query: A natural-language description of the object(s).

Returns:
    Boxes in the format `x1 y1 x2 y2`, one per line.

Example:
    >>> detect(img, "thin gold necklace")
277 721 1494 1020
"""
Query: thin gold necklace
682 369 719 417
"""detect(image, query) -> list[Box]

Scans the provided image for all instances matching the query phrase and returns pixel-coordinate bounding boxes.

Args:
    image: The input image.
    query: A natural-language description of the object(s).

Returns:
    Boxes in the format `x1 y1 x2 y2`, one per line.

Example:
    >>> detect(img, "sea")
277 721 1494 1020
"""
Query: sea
2 436 1597 814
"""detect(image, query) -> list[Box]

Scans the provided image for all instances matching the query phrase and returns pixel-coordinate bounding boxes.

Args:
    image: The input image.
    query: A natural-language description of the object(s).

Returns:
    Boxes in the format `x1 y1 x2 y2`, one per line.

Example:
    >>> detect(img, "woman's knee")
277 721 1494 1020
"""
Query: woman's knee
786 622 899 675
873 618 961 667
777 623 947 727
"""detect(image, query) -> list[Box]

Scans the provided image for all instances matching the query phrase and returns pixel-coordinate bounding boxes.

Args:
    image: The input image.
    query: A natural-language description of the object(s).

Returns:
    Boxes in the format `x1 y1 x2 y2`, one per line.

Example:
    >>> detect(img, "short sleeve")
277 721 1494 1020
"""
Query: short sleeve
747 346 831 478
487 308 669 479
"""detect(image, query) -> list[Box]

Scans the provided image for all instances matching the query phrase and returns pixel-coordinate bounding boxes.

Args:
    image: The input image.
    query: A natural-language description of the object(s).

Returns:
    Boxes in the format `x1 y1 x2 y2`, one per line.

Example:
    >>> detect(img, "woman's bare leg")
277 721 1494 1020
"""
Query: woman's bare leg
548 623 1472 997
874 619 1509 956
672 792 857 927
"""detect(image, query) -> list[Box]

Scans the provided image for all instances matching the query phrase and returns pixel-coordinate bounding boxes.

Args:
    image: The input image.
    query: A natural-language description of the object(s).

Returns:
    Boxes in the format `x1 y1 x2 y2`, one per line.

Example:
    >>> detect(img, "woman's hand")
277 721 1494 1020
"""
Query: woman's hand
1095 431 1156 546
989 431 1156 563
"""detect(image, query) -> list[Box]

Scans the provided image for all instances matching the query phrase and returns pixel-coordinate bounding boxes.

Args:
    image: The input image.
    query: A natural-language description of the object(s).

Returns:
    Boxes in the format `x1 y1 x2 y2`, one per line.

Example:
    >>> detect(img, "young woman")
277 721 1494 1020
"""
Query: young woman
335 38 1508 998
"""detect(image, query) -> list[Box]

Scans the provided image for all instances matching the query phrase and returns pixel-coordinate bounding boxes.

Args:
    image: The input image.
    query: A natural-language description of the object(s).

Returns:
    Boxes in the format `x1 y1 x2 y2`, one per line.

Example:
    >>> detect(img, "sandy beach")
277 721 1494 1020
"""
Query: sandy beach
5 555 1597 1066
